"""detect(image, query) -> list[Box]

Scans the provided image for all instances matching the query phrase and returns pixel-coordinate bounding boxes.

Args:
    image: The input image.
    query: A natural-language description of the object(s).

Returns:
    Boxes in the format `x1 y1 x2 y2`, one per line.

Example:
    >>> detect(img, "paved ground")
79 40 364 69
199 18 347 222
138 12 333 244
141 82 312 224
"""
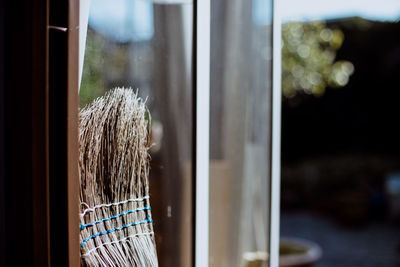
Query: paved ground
281 211 400 267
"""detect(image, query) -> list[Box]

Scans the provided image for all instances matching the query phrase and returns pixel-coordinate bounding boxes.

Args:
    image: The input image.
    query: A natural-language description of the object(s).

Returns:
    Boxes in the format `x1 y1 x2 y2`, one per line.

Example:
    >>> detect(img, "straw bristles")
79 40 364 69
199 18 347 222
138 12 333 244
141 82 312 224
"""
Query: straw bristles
79 88 158 266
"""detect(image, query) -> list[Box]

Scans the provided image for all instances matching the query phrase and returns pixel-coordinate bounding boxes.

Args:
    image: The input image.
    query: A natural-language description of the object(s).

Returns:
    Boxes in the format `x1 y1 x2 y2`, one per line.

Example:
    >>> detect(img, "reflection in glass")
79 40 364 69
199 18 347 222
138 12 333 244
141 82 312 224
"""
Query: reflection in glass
280 3 400 267
209 0 272 266
80 1 193 266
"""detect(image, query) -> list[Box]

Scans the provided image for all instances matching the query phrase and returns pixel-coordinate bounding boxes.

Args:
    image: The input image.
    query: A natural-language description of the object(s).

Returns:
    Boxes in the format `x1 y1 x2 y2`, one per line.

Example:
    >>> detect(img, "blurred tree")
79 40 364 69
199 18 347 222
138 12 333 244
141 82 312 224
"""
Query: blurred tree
79 28 108 107
79 28 135 107
282 21 354 98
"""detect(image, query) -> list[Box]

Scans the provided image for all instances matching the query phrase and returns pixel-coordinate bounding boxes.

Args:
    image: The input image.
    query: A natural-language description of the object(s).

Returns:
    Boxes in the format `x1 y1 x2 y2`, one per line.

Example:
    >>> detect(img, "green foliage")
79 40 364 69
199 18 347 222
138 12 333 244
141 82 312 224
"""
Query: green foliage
282 21 354 98
80 29 132 107
79 30 108 107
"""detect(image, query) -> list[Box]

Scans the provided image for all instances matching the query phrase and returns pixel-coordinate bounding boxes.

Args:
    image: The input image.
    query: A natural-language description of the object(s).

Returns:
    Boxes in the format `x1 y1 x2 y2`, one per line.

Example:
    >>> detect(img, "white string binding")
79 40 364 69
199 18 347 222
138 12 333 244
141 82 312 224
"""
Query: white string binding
82 231 155 257
80 196 150 217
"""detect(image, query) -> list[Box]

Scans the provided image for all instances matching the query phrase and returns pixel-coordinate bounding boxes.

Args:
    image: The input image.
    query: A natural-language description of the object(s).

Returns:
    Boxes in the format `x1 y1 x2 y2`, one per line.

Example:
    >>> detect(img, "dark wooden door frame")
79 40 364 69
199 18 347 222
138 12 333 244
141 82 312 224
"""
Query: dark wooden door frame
2 0 79 266
49 0 79 266
3 0 50 266
0 0 5 266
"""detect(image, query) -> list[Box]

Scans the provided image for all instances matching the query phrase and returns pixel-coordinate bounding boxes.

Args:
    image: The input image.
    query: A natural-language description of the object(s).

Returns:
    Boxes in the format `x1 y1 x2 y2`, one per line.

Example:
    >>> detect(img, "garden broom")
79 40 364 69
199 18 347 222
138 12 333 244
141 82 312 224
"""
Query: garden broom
78 88 158 266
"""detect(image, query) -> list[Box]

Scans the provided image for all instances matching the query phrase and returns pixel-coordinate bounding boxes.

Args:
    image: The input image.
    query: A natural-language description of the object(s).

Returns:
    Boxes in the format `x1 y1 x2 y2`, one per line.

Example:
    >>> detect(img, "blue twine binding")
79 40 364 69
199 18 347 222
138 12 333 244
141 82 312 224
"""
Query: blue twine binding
80 216 153 247
80 206 151 230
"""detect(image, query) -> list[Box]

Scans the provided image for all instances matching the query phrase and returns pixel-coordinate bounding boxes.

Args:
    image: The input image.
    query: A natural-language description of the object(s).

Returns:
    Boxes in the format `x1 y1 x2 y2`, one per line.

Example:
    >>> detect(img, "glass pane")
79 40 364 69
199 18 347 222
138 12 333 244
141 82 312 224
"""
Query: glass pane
80 1 193 266
280 1 400 266
209 0 273 266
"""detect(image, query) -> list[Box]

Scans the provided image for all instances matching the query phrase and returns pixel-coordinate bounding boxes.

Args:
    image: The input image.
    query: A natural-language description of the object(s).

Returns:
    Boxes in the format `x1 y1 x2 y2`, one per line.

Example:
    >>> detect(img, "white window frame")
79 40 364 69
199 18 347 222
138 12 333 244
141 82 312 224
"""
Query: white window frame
195 0 211 266
270 0 282 266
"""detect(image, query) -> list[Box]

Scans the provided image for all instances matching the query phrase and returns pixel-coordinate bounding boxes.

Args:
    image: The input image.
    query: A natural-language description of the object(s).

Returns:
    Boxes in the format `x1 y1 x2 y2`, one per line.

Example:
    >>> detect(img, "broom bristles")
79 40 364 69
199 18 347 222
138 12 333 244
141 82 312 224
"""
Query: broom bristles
79 88 158 266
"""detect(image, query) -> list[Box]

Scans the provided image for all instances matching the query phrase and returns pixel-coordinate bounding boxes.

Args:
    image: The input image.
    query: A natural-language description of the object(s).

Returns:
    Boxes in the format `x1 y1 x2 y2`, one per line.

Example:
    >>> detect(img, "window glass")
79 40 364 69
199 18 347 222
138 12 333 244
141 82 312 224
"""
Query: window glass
280 1 400 266
209 0 273 266
80 1 193 266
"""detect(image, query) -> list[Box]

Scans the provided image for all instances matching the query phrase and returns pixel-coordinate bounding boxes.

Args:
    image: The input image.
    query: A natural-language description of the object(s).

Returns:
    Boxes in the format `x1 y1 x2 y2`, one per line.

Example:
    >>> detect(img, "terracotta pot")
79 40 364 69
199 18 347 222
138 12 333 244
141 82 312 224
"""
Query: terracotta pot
280 238 322 267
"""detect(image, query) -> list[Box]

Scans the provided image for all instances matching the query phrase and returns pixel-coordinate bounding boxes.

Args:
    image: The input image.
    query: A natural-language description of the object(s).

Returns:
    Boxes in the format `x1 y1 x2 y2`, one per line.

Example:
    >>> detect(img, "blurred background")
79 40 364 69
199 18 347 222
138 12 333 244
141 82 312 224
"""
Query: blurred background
80 0 400 266
280 0 400 266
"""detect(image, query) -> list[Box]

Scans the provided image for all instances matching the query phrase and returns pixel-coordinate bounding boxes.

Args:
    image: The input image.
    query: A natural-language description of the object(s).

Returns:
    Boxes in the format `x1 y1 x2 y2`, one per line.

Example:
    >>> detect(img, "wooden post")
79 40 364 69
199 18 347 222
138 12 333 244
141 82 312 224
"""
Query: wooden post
48 0 79 265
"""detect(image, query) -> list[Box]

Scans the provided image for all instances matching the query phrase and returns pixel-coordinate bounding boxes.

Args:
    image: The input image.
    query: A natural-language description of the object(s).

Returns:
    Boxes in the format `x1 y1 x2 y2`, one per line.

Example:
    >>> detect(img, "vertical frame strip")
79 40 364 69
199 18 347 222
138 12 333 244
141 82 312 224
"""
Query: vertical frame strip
4 0 50 265
48 0 79 265
32 0 50 265
0 0 4 263
270 0 282 266
195 0 210 266
67 0 80 266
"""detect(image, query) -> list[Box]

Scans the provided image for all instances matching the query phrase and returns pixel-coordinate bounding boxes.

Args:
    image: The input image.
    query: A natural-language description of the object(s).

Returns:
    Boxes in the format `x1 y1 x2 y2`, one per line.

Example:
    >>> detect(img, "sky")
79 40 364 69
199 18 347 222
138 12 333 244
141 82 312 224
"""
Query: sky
280 0 400 22
89 0 154 42
88 0 400 42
